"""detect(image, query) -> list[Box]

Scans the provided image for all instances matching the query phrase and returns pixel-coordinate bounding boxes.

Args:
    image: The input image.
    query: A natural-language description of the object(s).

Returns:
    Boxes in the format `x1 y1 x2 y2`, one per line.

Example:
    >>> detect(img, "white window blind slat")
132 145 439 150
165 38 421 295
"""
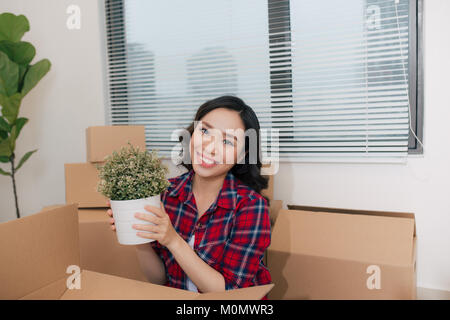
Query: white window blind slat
104 0 412 161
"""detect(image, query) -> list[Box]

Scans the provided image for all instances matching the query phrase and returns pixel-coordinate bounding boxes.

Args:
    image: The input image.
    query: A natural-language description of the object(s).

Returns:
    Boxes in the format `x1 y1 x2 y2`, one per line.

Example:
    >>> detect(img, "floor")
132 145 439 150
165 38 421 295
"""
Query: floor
417 287 450 300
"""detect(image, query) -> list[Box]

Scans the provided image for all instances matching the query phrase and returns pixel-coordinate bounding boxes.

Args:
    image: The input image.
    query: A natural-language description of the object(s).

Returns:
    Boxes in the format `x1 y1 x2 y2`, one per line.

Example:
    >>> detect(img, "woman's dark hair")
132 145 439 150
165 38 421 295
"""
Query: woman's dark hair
178 95 270 205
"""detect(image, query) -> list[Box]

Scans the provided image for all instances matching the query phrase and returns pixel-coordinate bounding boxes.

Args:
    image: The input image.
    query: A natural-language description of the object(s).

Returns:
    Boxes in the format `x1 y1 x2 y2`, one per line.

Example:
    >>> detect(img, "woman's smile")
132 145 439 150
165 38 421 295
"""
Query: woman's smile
196 151 218 168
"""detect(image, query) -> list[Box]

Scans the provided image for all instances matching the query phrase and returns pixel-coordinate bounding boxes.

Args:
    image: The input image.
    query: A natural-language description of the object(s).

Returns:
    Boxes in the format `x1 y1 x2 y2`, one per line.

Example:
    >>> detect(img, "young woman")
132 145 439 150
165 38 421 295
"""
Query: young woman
107 96 272 295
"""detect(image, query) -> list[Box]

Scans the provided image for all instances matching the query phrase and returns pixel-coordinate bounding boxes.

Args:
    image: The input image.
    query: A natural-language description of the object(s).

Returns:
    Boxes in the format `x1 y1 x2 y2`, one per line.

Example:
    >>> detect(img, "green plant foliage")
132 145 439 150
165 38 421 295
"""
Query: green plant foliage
0 12 51 169
0 12 51 219
0 13 29 42
96 142 171 201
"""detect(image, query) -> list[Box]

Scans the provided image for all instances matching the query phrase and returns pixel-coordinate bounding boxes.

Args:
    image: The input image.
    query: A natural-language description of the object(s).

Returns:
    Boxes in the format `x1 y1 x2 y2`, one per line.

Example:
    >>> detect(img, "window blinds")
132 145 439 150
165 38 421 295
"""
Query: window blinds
104 0 411 162
285 0 411 160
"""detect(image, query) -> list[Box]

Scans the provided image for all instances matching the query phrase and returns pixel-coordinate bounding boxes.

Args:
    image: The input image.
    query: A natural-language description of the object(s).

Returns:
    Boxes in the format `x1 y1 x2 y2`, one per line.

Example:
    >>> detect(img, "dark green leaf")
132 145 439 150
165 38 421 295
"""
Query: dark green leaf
18 65 27 91
0 155 9 163
0 93 21 124
0 13 30 42
21 59 51 96
10 117 27 140
0 137 11 157
9 117 28 151
0 130 7 139
0 40 35 66
15 149 37 171
0 51 19 96
0 167 11 176
0 116 10 132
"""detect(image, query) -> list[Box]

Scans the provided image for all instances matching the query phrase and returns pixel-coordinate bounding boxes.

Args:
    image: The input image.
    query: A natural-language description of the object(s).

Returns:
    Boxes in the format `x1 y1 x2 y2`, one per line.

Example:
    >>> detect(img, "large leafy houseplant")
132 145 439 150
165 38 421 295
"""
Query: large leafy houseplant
0 13 51 219
96 143 171 245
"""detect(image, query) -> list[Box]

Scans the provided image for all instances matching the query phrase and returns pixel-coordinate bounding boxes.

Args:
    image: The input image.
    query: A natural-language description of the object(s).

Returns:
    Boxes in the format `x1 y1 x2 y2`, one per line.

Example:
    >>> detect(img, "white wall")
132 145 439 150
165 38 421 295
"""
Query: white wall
0 0 106 221
0 0 448 292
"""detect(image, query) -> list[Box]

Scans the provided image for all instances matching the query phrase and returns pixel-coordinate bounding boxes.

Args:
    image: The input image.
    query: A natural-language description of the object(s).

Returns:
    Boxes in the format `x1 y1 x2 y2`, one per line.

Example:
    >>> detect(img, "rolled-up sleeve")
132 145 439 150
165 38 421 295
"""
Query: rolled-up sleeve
220 196 271 290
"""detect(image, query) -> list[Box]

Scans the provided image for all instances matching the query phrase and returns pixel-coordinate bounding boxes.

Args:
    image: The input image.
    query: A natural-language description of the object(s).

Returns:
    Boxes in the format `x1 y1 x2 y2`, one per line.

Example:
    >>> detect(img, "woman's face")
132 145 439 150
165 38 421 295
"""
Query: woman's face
189 107 247 178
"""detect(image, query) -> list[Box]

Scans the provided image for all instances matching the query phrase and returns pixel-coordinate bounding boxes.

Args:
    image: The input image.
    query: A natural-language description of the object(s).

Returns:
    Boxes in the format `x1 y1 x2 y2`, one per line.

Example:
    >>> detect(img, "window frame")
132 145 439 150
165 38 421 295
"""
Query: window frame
408 0 424 154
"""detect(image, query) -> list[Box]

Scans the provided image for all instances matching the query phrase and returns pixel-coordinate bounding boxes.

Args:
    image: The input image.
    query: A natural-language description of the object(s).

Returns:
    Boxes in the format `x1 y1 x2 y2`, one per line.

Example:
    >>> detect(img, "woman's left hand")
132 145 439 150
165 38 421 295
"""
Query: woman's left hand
132 201 180 249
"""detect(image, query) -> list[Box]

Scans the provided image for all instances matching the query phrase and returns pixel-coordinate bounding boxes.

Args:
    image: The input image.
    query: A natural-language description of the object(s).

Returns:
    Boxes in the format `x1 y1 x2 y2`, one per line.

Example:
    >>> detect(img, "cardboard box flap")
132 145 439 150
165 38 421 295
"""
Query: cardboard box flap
19 278 68 300
288 205 416 237
59 270 273 300
61 270 198 300
197 284 274 300
270 209 415 266
78 208 110 223
0 204 80 299
43 205 110 223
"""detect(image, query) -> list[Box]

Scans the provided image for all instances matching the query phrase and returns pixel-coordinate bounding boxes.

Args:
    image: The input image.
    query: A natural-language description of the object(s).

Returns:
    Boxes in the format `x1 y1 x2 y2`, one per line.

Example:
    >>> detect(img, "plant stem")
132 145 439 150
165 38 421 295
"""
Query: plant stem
10 153 20 219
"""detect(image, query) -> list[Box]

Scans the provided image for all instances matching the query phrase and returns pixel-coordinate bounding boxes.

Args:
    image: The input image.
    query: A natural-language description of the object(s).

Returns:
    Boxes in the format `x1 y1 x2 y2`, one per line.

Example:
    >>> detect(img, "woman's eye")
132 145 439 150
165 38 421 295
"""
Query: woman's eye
201 128 208 135
223 139 233 146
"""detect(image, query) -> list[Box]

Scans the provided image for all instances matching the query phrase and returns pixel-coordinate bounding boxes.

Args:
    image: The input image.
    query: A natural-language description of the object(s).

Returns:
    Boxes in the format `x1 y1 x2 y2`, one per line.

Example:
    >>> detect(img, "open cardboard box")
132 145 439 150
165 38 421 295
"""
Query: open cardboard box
268 205 416 300
42 205 148 282
0 204 273 300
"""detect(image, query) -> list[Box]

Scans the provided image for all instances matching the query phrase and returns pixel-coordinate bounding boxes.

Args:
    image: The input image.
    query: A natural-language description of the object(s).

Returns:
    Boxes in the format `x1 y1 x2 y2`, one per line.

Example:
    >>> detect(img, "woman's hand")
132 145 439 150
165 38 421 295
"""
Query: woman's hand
132 201 181 249
106 200 116 232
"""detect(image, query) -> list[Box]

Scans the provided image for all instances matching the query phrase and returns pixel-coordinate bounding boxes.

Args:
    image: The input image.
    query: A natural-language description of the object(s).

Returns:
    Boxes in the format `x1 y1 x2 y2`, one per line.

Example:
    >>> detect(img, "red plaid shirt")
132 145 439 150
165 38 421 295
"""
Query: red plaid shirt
151 168 272 293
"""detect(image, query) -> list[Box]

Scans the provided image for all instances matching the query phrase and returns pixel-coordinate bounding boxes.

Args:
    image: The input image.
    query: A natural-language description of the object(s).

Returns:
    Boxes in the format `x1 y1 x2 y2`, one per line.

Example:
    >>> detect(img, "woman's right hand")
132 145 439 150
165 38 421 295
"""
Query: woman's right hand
106 200 116 232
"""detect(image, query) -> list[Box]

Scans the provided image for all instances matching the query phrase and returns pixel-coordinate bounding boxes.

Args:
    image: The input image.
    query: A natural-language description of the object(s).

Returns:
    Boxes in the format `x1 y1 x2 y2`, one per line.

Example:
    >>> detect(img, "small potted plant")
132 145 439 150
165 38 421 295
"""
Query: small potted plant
96 142 170 245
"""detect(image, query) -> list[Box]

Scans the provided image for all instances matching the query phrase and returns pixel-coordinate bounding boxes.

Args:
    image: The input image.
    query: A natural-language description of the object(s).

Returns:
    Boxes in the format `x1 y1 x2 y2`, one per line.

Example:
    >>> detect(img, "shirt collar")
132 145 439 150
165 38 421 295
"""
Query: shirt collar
169 169 238 210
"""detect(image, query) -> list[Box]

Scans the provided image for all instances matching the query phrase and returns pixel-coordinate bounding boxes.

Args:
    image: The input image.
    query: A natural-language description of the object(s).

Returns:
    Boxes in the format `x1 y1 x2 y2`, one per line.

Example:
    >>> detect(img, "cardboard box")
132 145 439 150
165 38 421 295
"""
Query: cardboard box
42 206 148 282
77 208 148 282
261 163 276 202
268 205 416 300
0 204 274 300
269 199 283 226
86 125 146 163
261 174 273 202
262 200 283 267
64 163 108 208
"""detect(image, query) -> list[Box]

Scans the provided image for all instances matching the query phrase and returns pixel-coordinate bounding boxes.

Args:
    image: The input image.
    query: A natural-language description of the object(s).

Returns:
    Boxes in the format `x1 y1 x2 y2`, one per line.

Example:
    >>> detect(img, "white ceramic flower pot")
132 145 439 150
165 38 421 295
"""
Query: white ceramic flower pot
110 194 161 245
